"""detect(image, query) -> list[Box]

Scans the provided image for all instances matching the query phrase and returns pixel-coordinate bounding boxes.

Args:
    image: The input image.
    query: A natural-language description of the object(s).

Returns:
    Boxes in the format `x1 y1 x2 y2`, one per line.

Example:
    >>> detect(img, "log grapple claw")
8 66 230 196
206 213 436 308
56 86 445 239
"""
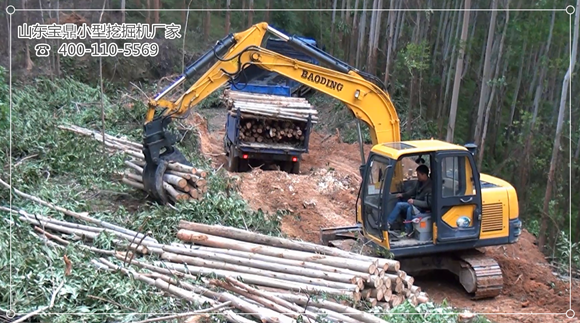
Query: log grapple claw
142 116 192 204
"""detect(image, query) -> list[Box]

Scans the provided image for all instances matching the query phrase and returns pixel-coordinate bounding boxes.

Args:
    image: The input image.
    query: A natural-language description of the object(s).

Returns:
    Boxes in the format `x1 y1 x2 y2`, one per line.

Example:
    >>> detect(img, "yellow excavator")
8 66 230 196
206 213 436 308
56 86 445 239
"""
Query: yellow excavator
140 22 523 299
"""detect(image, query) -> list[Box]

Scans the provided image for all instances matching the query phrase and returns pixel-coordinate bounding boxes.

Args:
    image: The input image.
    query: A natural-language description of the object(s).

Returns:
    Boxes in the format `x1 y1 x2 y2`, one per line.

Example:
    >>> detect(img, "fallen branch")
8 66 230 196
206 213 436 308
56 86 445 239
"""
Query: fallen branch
0 178 155 243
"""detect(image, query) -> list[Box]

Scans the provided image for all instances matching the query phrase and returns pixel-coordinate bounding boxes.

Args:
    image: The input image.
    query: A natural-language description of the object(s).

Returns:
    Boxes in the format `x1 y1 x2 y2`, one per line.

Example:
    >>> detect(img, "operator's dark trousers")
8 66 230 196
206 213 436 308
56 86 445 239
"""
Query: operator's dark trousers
386 202 414 233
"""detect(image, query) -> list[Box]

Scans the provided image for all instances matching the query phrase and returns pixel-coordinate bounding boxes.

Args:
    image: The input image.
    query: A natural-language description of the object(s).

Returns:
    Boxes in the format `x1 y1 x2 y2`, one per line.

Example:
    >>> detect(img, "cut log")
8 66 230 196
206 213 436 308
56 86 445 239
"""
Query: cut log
389 294 403 307
149 260 355 297
178 221 400 272
168 243 372 278
303 306 361 323
211 279 317 323
273 293 388 323
167 162 196 174
166 170 191 179
417 292 429 304
162 174 187 188
161 245 362 285
361 288 384 301
160 252 359 291
176 229 388 274
411 285 421 296
223 277 321 319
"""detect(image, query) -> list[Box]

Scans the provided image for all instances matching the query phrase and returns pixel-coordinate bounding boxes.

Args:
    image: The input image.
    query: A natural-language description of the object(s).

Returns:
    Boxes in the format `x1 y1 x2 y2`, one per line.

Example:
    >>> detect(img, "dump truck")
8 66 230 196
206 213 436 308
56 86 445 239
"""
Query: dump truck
222 90 316 174
222 35 320 173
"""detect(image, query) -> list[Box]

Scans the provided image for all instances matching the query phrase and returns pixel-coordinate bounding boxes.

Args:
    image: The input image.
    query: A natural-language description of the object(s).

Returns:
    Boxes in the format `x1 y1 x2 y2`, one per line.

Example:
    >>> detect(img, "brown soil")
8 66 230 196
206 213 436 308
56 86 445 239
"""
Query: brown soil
189 111 579 323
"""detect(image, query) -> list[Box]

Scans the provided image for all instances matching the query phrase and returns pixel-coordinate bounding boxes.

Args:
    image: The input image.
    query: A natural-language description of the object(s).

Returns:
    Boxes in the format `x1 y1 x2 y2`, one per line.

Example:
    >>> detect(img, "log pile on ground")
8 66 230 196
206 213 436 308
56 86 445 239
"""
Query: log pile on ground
171 221 429 310
222 89 317 146
58 124 208 202
3 180 430 322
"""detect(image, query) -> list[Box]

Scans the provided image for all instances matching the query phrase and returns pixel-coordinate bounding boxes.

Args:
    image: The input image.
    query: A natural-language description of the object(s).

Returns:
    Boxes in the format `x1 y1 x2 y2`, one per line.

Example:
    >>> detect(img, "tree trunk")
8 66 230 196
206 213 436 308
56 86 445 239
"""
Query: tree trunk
477 4 509 169
437 1 459 136
55 0 60 77
349 0 360 66
225 0 231 34
367 0 382 72
343 0 352 61
153 0 159 23
366 0 377 69
446 0 471 143
539 0 579 252
121 0 125 23
22 0 34 71
506 39 526 138
247 0 253 27
440 1 463 136
355 0 368 68
204 0 211 41
383 0 396 85
474 0 498 146
146 0 150 23
532 11 556 126
265 0 271 22
331 0 338 55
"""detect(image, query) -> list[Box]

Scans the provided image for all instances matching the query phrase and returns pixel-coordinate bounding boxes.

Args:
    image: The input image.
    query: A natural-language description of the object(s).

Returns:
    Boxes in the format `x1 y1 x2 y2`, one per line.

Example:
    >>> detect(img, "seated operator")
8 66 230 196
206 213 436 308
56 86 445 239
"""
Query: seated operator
384 164 432 237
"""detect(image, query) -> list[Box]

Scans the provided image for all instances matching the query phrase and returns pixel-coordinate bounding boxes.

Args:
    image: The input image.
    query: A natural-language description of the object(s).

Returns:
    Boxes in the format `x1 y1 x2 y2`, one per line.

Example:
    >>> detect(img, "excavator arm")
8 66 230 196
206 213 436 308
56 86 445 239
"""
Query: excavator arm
141 22 401 204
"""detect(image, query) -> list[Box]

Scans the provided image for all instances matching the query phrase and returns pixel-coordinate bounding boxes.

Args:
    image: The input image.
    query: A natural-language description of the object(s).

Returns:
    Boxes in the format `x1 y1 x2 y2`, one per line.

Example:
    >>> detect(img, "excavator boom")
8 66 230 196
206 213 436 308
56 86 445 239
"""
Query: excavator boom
141 23 401 203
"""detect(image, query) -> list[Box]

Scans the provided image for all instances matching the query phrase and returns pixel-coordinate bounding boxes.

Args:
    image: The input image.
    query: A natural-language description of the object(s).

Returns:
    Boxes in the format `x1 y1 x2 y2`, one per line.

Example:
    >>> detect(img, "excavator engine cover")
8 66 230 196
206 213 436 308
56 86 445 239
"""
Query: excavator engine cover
142 116 192 204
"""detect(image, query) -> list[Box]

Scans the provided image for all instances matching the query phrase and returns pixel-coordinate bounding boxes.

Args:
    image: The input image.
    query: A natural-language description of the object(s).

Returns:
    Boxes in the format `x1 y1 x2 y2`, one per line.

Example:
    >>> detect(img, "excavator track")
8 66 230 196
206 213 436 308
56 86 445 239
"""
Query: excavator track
457 251 504 299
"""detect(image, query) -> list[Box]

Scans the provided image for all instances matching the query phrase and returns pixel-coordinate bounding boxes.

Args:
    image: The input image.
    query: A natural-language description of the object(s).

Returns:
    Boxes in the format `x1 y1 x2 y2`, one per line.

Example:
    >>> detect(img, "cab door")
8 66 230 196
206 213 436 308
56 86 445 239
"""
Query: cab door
360 154 391 240
433 151 482 243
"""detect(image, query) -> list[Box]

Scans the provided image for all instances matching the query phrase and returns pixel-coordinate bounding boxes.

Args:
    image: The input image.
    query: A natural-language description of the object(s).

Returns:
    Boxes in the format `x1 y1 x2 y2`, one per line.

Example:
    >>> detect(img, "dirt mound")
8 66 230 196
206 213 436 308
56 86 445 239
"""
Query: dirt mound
237 167 359 243
484 230 578 313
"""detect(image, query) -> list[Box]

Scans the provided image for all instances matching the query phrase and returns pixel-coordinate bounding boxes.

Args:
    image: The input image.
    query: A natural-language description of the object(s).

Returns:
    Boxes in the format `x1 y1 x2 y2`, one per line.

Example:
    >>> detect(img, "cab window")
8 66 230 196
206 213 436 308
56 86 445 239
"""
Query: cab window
440 156 474 197
364 158 388 207
390 155 431 193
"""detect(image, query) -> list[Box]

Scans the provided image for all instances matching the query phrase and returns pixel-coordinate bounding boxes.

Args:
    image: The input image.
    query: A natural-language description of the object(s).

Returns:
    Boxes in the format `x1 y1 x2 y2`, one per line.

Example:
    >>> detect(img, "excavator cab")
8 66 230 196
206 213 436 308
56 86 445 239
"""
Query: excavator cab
357 140 485 253
323 140 517 299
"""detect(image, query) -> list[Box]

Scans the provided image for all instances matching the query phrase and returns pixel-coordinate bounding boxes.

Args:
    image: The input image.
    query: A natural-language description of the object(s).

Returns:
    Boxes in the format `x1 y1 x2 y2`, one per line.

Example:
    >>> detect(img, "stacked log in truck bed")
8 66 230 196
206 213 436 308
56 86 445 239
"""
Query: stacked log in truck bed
222 89 317 147
58 124 208 202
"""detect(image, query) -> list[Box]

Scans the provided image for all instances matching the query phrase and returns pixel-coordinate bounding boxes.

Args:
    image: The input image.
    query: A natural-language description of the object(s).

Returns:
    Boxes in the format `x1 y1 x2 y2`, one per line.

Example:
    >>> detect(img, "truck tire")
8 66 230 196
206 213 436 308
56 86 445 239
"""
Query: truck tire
282 161 300 174
226 145 239 172
290 161 300 174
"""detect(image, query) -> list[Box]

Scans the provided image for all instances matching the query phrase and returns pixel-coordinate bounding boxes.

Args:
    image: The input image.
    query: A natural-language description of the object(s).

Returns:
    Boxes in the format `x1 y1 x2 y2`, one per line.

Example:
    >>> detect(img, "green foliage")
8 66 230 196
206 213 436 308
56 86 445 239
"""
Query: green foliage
0 67 8 131
0 222 192 322
375 301 491 323
401 41 431 75
552 231 580 273
0 76 281 320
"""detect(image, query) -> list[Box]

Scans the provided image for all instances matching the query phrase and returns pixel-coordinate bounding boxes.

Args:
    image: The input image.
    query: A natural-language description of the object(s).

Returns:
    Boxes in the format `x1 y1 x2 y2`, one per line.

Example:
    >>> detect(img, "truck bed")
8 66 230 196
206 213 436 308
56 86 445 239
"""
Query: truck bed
223 90 316 153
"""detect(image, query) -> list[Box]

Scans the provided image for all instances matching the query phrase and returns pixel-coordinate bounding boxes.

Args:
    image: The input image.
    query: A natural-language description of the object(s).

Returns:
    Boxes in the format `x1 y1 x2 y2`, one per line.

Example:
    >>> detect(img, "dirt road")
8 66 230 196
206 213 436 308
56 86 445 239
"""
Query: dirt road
189 110 579 323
